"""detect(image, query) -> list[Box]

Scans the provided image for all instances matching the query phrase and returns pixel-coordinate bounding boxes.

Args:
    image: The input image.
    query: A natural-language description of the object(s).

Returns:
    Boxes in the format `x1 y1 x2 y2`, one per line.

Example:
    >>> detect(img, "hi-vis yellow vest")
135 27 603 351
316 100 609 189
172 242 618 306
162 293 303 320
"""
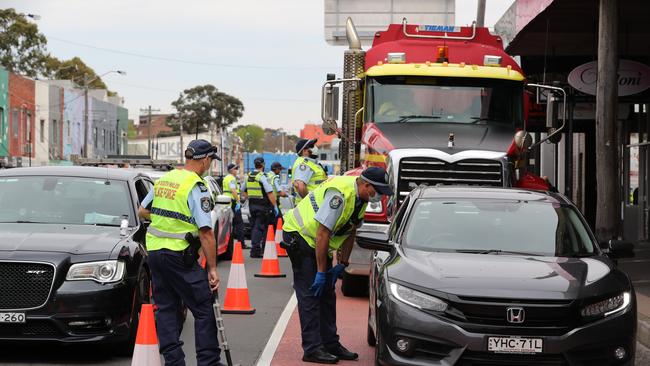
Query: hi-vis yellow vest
146 169 204 251
222 174 239 200
291 157 327 204
283 176 366 251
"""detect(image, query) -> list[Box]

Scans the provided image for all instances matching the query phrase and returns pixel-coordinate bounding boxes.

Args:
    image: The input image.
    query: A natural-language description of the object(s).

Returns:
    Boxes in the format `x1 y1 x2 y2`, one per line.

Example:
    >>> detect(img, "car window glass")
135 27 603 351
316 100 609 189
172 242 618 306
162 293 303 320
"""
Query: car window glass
134 179 150 203
390 196 410 241
403 199 596 256
0 176 133 226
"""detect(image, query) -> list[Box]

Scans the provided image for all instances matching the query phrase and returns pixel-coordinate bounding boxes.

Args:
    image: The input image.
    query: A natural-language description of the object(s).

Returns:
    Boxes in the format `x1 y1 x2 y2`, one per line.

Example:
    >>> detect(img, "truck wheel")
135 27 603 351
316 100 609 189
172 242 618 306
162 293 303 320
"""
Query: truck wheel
341 271 369 297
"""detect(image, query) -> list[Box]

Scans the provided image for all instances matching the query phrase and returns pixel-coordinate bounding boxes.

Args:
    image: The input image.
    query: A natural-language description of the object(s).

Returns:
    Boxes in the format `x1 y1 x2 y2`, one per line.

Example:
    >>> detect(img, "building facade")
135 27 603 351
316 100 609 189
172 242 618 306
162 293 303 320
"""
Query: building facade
0 67 8 160
8 73 35 166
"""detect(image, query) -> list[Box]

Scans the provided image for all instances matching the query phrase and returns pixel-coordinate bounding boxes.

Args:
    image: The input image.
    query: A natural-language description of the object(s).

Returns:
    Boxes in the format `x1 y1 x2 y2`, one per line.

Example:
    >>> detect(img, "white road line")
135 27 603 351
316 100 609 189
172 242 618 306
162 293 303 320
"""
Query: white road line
256 292 298 366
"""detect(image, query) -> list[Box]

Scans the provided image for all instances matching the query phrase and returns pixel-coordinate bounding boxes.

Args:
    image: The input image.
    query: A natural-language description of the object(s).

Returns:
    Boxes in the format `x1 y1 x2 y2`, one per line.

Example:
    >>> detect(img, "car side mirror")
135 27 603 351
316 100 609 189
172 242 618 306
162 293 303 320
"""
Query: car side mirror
600 239 634 259
356 230 392 252
215 194 232 205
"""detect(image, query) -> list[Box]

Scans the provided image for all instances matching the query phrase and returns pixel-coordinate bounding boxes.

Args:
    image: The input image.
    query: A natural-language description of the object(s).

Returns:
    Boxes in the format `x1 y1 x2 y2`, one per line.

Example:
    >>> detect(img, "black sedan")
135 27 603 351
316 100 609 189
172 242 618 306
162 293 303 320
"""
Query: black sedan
359 187 637 365
0 167 154 352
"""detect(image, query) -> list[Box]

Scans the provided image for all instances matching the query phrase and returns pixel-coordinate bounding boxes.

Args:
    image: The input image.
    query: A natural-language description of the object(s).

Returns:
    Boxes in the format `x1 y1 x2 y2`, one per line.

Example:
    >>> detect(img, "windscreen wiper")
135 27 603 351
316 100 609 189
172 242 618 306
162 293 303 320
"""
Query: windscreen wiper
91 223 121 227
470 117 503 124
397 115 442 123
456 249 542 256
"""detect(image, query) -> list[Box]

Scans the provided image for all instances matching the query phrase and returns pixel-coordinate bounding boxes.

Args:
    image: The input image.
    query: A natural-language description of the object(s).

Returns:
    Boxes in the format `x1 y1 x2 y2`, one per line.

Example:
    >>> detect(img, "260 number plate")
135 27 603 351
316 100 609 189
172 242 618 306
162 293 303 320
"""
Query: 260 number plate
0 312 26 323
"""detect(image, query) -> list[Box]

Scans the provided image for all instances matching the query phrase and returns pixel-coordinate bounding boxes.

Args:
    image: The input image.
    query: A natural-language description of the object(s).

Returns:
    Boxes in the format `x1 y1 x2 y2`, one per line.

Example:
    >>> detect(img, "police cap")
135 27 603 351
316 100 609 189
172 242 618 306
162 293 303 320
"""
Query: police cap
271 162 283 170
254 156 265 168
295 138 317 154
360 167 393 196
227 163 239 171
185 139 221 160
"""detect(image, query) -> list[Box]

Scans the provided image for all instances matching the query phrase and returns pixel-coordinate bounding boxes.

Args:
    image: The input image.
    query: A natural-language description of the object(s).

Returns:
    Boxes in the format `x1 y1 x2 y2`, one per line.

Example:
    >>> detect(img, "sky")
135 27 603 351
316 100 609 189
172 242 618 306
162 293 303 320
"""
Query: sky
3 0 514 135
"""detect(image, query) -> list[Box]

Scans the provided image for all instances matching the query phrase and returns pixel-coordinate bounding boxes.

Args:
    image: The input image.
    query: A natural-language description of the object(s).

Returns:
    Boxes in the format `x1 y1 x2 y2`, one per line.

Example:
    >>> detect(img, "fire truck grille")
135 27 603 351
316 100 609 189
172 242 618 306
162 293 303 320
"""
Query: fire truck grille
398 157 503 201
0 262 54 310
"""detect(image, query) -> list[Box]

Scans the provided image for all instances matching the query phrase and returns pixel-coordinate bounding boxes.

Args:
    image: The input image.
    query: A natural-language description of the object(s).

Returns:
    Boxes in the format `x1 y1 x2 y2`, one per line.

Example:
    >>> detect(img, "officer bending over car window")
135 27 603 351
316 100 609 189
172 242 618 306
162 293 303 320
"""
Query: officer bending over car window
138 139 227 366
282 167 393 364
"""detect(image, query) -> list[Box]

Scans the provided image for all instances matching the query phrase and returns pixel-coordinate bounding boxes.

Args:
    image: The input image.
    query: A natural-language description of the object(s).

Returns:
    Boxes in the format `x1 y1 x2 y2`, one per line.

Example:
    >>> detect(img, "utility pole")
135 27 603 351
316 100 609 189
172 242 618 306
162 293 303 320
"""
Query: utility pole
476 0 486 27
140 106 160 158
595 0 619 239
179 114 184 164
83 74 89 158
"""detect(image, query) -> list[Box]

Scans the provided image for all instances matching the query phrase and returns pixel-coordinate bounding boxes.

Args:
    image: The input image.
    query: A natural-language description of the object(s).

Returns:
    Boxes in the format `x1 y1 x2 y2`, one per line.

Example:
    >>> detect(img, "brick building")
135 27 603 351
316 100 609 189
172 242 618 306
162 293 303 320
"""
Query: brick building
137 114 174 140
299 123 336 146
8 73 35 163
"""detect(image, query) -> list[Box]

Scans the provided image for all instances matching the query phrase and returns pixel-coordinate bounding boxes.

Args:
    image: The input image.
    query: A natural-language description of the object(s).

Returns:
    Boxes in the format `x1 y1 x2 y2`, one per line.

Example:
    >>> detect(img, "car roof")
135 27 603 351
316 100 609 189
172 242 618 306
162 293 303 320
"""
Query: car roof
0 166 144 181
413 186 569 205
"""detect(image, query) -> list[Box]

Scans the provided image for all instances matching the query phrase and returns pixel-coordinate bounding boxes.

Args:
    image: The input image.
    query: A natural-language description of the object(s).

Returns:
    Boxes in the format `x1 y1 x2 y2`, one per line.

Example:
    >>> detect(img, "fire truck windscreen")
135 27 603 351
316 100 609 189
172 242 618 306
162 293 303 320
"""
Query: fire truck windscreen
366 76 523 126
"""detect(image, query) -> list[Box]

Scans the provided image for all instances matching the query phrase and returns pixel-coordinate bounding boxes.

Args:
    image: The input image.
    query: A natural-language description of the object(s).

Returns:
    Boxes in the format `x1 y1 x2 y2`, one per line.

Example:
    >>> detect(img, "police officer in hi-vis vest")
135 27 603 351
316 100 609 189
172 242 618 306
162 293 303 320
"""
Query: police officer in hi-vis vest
138 139 226 366
282 167 393 364
291 138 327 205
242 156 278 258
223 163 247 249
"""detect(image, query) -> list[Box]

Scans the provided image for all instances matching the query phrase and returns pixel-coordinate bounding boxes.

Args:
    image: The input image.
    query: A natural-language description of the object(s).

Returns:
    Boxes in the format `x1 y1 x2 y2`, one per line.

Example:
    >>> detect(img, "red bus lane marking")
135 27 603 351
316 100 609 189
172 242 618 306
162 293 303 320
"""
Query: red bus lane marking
270 285 374 366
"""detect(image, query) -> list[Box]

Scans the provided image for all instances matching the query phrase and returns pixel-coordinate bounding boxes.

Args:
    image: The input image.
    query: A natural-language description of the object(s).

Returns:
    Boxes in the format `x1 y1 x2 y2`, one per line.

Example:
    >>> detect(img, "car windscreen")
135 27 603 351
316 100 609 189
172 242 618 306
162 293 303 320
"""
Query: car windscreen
367 76 522 125
0 176 133 226
403 199 596 257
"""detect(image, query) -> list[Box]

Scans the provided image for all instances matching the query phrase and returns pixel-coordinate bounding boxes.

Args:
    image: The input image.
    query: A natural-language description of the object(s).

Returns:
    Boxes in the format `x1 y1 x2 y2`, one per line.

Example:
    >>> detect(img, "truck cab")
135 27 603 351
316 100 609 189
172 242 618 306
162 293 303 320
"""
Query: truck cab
322 19 564 295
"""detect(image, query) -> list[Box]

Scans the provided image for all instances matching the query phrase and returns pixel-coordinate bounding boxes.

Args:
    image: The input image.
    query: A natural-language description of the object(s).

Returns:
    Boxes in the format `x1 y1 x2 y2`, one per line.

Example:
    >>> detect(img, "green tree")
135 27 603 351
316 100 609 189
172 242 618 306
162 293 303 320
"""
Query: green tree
0 8 49 77
171 85 244 135
234 124 265 152
45 56 109 89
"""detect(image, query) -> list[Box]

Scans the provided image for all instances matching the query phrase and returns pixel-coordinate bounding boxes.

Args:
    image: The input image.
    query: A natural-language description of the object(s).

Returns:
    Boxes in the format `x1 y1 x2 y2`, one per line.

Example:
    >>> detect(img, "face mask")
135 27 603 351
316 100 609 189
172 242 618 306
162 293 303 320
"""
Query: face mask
369 190 381 203
310 146 319 156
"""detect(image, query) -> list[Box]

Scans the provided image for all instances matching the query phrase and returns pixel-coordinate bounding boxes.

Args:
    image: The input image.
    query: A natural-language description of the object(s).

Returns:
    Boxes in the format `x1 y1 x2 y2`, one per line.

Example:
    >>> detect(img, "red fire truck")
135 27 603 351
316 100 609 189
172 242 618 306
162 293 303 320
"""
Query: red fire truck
321 19 566 295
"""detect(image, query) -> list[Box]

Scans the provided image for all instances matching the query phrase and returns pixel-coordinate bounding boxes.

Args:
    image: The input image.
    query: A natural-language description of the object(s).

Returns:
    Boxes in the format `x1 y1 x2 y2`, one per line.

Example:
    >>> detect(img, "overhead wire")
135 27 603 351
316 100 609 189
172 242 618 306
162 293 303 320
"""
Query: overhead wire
48 36 339 70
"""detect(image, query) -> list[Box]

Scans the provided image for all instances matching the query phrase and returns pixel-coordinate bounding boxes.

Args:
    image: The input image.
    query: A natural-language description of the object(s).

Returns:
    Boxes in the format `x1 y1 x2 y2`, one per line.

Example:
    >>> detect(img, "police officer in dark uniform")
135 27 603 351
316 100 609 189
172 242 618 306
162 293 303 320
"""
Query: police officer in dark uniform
282 167 393 364
138 139 226 366
242 157 278 258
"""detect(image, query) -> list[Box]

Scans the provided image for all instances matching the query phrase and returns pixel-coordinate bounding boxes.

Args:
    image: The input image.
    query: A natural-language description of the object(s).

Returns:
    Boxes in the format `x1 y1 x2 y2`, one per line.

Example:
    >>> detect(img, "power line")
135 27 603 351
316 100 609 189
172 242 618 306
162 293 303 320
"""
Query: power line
48 36 339 70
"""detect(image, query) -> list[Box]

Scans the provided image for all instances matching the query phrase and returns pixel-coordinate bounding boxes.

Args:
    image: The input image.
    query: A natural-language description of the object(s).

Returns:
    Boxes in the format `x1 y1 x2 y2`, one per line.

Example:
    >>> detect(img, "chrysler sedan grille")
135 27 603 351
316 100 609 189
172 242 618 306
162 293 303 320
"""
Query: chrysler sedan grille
0 262 54 310
397 157 504 201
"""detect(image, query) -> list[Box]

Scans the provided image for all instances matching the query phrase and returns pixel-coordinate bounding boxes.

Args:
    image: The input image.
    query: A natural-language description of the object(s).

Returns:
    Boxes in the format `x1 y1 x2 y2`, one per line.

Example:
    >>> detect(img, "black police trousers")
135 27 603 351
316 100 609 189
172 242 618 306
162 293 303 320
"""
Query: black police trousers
249 202 272 256
282 231 341 354
149 249 221 366
231 205 245 245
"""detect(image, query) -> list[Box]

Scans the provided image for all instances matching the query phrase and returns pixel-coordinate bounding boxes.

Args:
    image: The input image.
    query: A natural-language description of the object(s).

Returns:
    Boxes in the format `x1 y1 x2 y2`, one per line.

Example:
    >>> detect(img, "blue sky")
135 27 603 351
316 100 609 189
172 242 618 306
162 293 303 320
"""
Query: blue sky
4 0 513 134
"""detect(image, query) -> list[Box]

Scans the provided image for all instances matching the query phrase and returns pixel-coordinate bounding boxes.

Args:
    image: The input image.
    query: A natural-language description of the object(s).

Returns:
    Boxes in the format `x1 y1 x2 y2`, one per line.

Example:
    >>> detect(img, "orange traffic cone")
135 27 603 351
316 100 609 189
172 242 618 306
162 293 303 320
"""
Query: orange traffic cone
222 242 256 314
255 226 286 278
275 217 288 257
131 304 162 366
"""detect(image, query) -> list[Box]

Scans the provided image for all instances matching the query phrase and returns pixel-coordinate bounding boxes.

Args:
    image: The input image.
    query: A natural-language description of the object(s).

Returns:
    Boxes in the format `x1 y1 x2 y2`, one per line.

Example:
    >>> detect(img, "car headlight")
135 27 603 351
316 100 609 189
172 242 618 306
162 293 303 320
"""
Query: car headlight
365 201 383 214
66 260 126 284
389 282 448 312
580 292 631 318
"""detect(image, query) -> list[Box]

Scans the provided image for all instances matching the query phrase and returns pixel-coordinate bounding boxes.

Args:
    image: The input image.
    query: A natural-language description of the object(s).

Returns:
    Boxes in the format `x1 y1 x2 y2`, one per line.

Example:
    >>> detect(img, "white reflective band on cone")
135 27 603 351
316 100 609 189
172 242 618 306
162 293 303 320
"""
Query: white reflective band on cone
263 240 278 260
226 263 248 289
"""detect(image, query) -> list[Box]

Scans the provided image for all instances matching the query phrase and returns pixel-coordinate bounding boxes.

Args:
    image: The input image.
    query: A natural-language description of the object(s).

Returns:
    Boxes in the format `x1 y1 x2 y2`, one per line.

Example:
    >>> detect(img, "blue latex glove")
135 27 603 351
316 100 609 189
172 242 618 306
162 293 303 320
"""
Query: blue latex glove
234 203 241 212
327 264 347 289
273 206 280 217
309 272 327 297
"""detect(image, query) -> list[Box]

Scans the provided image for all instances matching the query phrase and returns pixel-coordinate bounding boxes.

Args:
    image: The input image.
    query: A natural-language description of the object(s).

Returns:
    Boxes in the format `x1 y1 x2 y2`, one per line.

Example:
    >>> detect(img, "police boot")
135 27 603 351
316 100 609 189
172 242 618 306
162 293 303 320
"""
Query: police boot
302 347 338 364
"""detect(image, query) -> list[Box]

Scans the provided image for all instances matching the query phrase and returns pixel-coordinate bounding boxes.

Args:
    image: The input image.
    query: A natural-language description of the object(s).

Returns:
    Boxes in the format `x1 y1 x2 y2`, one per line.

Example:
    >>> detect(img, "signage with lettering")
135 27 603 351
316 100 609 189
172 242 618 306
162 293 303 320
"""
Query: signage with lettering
568 60 650 97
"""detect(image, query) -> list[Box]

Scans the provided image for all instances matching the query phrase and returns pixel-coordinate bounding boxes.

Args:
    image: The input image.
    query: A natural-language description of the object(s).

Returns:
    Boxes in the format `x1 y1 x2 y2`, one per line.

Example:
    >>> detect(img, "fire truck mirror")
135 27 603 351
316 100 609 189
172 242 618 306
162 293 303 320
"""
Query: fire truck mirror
322 84 340 130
